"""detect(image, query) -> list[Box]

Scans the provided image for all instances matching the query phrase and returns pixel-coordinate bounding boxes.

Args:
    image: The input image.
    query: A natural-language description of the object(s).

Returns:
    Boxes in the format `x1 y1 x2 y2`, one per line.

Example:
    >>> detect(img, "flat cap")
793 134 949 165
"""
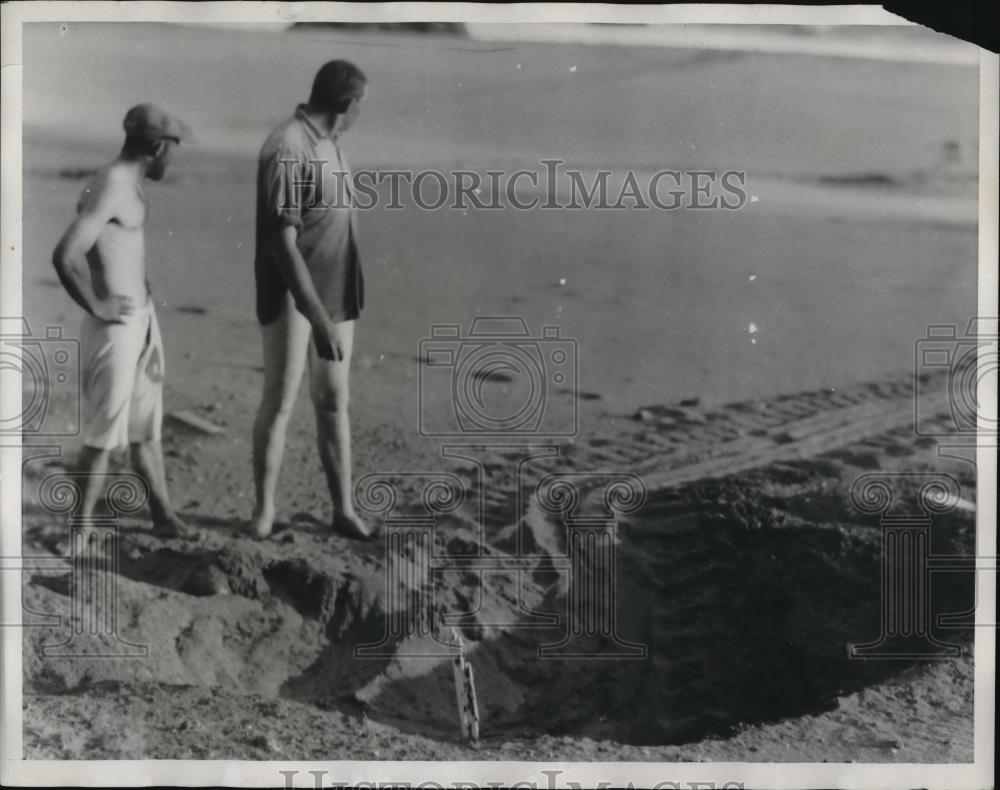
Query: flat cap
123 103 192 143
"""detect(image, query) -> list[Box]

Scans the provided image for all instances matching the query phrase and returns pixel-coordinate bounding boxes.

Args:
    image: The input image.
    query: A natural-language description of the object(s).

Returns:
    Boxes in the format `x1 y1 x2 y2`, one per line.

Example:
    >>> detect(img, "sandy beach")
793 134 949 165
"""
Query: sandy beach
17 22 980 762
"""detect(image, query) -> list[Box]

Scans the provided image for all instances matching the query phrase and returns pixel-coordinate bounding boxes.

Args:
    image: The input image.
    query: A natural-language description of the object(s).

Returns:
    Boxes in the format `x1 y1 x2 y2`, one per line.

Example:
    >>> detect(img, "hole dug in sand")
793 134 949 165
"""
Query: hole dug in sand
23 462 973 747
337 467 975 746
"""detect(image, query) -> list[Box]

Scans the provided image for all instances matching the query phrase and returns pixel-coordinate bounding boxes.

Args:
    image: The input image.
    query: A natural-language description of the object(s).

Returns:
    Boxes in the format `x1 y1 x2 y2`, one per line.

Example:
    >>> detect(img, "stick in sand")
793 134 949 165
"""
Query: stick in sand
166 409 226 435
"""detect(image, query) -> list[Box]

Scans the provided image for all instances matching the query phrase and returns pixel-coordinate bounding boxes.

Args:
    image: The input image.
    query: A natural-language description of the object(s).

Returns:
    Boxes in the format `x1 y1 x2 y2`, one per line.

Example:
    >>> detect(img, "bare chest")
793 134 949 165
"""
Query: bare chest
110 187 147 232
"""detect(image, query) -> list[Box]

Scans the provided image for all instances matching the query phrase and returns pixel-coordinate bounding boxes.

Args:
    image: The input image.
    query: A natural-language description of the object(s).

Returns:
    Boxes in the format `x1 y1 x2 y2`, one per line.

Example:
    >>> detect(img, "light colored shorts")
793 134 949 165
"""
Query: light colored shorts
80 302 164 450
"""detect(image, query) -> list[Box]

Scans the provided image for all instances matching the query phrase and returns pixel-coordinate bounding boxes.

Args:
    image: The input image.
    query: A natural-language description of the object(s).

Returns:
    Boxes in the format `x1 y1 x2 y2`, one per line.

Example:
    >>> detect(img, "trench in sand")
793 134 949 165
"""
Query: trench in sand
313 464 975 745
23 445 975 747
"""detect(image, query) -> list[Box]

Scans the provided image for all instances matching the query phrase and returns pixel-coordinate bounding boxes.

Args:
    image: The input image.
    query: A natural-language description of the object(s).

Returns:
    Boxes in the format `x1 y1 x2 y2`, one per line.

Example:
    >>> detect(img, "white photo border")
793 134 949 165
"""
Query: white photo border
1 3 996 789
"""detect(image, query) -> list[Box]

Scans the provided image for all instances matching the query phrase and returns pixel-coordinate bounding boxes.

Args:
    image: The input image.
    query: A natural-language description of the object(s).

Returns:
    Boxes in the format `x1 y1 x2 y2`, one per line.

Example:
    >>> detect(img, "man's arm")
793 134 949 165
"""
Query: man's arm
272 226 344 361
51 183 134 323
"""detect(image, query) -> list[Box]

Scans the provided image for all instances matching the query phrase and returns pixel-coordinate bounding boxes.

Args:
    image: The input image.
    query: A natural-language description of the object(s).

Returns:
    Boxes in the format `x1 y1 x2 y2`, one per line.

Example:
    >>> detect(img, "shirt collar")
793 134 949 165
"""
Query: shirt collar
294 104 338 145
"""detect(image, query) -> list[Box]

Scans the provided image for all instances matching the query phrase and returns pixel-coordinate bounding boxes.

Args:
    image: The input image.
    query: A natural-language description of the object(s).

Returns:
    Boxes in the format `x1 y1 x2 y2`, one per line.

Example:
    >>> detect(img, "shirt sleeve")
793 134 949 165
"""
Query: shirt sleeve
261 144 308 231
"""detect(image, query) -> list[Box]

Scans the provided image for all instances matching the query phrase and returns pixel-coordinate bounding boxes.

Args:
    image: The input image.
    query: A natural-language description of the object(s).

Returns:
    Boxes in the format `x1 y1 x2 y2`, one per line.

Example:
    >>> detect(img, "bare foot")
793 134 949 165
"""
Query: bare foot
332 512 375 541
153 513 200 541
245 511 274 540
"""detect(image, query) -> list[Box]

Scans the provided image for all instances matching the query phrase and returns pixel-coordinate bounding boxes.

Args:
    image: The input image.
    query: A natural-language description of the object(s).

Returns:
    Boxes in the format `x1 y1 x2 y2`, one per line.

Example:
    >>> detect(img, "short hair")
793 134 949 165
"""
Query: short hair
308 60 367 114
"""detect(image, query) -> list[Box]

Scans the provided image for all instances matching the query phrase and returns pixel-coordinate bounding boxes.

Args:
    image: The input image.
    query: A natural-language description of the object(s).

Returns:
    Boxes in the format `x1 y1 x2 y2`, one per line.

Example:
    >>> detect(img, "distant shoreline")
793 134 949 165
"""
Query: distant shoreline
465 23 979 66
160 20 979 66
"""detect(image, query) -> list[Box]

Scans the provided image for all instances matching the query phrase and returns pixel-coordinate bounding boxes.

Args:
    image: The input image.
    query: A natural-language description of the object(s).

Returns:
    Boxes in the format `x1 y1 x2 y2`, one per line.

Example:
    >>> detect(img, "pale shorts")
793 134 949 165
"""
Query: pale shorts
80 302 164 450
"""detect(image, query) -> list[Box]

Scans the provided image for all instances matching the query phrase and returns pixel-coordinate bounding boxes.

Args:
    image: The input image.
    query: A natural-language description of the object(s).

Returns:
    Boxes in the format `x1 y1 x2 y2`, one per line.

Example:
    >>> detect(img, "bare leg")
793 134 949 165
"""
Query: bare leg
130 439 199 539
308 320 371 540
77 444 112 519
249 297 310 538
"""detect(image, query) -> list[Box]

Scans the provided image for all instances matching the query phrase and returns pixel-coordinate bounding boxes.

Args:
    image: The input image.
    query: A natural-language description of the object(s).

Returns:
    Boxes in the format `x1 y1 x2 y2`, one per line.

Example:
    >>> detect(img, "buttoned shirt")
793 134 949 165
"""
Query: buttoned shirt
254 105 364 326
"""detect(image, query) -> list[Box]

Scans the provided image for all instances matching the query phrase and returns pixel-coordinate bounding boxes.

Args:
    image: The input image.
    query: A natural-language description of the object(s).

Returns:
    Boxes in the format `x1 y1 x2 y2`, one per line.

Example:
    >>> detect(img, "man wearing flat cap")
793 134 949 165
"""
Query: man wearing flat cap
249 60 371 540
52 103 198 539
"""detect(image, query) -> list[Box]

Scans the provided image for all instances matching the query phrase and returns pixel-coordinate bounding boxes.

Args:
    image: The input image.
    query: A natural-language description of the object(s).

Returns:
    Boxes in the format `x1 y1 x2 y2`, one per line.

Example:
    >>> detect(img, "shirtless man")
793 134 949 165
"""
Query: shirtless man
52 103 197 538
248 60 371 540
